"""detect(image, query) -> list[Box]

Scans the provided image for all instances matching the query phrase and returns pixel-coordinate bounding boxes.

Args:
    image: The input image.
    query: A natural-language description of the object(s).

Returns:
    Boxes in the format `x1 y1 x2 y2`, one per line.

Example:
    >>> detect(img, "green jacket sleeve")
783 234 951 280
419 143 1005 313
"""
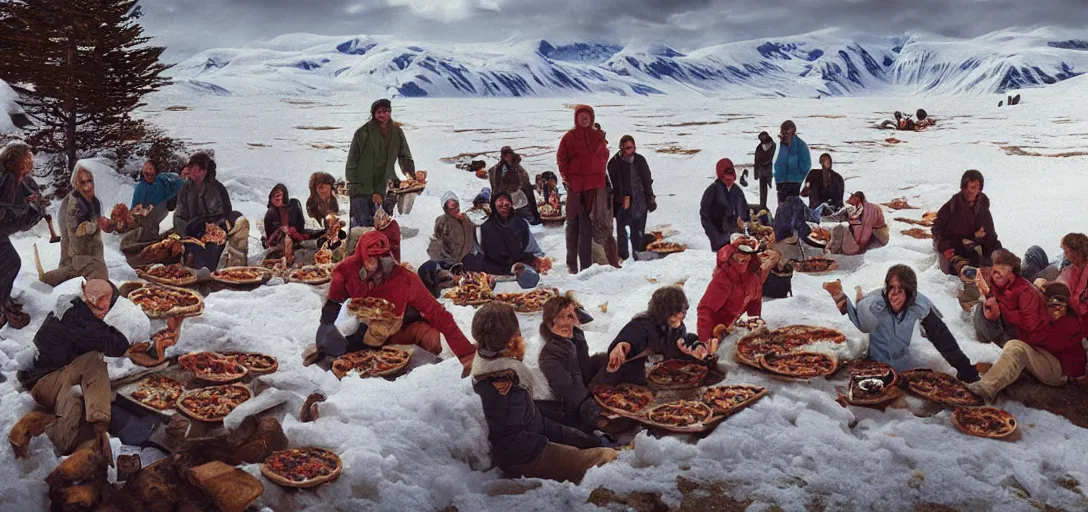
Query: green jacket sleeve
397 128 416 180
345 127 366 185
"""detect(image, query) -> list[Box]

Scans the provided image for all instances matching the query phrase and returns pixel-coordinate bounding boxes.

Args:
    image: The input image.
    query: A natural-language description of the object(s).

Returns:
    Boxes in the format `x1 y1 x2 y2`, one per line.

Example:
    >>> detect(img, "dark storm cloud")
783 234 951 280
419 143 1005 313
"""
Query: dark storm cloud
139 0 1088 60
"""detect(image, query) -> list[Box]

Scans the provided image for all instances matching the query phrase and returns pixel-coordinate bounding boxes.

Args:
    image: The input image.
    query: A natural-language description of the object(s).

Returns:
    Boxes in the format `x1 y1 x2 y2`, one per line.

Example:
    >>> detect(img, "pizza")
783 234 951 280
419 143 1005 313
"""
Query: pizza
288 265 331 285
880 198 918 210
127 284 204 319
789 257 839 274
221 352 279 375
772 325 847 345
846 365 902 406
646 400 713 428
178 352 249 382
734 333 801 368
734 316 767 331
901 369 983 406
538 202 561 218
137 234 184 263
137 263 198 287
201 223 227 245
645 360 708 389
747 222 775 243
110 203 137 233
313 243 334 266
175 384 252 422
951 407 1018 439
646 240 687 254
496 288 560 313
808 227 832 244
444 272 498 305
846 360 898 381
759 351 838 379
260 447 343 489
129 375 185 411
702 385 767 416
347 297 397 321
331 346 411 379
901 228 933 240
591 383 655 415
211 266 272 285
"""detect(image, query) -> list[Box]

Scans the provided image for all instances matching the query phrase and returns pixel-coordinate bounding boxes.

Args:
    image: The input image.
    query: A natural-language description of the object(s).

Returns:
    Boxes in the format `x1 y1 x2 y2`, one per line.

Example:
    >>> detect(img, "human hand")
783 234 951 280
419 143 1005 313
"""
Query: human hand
459 352 474 378
623 196 631 210
372 193 383 205
822 279 843 297
943 248 956 262
974 226 987 239
1033 278 1048 290
855 286 864 303
96 217 112 232
975 273 991 297
607 342 631 373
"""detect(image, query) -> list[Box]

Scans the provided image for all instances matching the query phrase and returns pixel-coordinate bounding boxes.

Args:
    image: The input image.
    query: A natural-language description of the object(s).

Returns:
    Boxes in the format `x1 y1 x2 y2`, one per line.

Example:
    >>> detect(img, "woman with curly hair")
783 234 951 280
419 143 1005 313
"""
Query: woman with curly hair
306 171 339 226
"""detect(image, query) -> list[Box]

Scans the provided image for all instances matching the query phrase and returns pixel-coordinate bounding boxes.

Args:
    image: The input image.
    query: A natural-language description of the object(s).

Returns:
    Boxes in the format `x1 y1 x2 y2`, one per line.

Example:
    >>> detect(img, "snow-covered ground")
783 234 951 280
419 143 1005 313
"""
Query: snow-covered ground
3 83 1088 511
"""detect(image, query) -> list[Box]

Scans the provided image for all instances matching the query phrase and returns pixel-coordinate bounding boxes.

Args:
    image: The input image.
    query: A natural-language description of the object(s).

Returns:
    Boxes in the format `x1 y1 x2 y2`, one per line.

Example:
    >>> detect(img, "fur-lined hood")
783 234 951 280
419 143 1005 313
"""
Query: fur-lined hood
470 355 555 401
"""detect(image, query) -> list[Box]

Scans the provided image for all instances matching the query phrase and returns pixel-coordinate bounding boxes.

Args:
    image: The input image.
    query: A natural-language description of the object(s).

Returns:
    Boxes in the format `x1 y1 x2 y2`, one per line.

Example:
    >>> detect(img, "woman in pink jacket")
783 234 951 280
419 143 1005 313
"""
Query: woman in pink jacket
828 191 889 255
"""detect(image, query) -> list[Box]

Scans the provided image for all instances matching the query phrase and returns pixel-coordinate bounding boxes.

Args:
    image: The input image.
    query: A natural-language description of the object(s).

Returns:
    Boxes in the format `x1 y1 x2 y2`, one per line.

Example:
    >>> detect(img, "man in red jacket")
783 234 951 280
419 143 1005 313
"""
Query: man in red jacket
557 105 620 274
307 231 475 374
696 235 781 343
968 249 1085 402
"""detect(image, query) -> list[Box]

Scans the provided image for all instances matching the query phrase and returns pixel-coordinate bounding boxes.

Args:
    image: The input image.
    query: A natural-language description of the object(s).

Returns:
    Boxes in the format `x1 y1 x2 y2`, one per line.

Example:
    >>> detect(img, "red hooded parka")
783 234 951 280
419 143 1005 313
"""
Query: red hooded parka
697 242 763 341
556 105 609 193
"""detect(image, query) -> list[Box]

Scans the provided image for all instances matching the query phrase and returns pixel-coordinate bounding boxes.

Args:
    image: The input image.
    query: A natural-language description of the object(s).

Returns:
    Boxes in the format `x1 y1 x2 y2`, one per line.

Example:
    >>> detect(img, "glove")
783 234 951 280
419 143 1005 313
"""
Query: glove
648 198 657 213
957 367 980 383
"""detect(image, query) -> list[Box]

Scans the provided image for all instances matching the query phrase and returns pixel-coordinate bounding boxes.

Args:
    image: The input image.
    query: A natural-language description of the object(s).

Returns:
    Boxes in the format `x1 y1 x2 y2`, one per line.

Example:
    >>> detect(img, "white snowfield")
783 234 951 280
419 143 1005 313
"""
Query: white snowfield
3 82 1088 511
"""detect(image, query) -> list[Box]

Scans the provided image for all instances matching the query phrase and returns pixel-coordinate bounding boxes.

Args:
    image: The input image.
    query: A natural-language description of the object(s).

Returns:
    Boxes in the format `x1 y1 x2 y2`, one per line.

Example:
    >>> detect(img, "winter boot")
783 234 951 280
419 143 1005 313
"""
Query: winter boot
9 410 56 459
300 393 326 423
605 238 623 269
301 344 322 367
740 169 749 188
2 300 29 330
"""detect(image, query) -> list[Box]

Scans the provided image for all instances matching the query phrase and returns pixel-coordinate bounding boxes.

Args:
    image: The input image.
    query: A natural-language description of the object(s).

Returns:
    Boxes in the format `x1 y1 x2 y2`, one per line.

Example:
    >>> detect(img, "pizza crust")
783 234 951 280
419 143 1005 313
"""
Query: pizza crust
175 384 253 423
259 449 343 489
951 407 1019 439
135 264 198 287
126 282 205 319
210 266 273 286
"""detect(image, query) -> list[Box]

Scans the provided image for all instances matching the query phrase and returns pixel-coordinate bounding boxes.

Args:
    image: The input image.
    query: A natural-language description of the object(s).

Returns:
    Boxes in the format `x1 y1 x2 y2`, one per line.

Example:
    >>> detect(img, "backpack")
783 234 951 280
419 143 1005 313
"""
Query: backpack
763 265 794 299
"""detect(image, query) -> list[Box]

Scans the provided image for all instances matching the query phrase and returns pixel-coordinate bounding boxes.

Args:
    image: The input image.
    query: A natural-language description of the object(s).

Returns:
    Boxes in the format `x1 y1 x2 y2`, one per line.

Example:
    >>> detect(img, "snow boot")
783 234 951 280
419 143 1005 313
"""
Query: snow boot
300 393 326 423
9 410 56 459
301 344 322 367
2 300 29 330
605 239 623 269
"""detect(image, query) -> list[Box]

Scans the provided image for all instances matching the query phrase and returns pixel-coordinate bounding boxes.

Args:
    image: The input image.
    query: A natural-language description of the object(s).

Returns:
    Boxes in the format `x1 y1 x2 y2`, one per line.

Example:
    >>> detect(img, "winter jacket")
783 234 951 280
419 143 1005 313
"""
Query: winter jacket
478 194 540 275
802 168 845 210
488 158 541 223
379 220 402 263
697 243 763 341
754 139 776 181
1057 263 1088 333
556 106 609 193
843 290 977 379
773 196 811 242
426 192 477 265
848 202 888 252
474 367 601 468
538 326 603 428
22 296 129 387
700 169 750 252
58 191 105 268
131 172 184 209
263 198 311 245
992 276 1085 377
773 136 811 184
932 192 1002 255
597 314 695 385
345 120 415 198
606 152 655 216
173 178 233 235
0 172 41 239
327 231 474 358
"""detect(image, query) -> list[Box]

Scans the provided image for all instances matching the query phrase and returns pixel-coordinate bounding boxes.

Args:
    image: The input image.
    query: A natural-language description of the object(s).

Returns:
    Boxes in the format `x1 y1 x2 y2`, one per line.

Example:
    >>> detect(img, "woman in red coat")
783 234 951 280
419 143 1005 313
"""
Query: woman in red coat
697 235 781 343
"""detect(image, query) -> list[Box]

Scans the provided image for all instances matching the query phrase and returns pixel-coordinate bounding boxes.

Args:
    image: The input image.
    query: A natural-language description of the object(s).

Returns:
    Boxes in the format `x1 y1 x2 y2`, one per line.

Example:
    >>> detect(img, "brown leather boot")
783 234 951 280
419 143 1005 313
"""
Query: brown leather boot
605 238 623 269
9 410 56 458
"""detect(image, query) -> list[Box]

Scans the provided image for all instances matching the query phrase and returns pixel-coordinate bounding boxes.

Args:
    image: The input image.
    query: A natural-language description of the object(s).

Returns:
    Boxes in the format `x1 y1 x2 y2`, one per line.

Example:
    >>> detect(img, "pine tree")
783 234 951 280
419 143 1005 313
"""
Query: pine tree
0 0 170 192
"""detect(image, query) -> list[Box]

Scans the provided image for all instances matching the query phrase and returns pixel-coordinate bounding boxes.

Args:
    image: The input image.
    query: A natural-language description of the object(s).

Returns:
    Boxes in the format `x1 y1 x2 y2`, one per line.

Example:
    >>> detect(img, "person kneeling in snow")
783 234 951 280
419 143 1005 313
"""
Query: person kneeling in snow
471 301 618 483
11 279 163 457
697 235 781 342
36 164 112 287
419 192 480 297
823 265 979 380
173 153 250 269
597 286 715 386
306 231 475 372
476 192 549 288
932 170 1002 276
966 250 1085 402
823 191 889 255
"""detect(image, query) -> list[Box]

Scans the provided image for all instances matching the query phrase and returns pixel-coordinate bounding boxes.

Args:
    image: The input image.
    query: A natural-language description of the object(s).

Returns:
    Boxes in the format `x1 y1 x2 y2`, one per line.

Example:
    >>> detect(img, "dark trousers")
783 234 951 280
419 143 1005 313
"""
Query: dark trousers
758 177 771 211
418 260 454 298
615 209 647 260
1022 246 1049 281
0 237 19 305
776 182 802 205
565 190 596 272
350 195 396 228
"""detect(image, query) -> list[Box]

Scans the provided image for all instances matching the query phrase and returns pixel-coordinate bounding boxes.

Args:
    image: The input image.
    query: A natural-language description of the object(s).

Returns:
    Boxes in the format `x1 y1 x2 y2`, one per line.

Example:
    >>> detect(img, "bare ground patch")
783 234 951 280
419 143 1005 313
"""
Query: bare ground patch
807 114 846 119
310 143 337 149
1000 146 1088 158
654 146 702 155
164 106 190 112
439 146 551 163
296 125 341 131
661 121 726 127
808 144 837 152
246 143 268 148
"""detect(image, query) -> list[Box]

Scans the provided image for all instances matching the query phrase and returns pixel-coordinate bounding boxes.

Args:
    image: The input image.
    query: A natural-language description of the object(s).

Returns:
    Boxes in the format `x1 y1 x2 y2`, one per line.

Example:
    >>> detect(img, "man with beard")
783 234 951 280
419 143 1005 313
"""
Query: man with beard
932 169 1002 276
470 301 617 483
345 99 416 229
0 141 44 329
488 146 541 224
128 159 184 242
307 231 475 373
477 192 548 289
173 153 250 269
36 165 112 286
557 105 621 273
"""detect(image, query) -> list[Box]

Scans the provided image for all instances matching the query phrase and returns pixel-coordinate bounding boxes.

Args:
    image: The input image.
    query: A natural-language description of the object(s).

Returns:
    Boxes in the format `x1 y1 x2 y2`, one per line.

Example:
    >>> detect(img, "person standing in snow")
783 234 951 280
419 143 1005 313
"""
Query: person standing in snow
773 120 811 205
476 192 548 289
607 135 656 261
699 159 749 252
556 105 621 273
931 169 1002 276
696 235 781 342
127 159 184 243
36 164 112 287
307 231 475 373
344 98 416 229
801 153 845 215
470 301 618 483
966 250 1084 402
753 132 776 211
0 141 43 329
824 191 889 255
823 265 979 380
488 146 541 225
173 152 251 269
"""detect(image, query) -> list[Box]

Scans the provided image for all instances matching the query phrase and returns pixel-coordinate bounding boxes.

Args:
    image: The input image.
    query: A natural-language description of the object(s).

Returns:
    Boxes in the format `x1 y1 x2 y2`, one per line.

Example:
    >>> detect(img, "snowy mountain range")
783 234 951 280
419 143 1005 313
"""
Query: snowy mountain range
112 27 1088 99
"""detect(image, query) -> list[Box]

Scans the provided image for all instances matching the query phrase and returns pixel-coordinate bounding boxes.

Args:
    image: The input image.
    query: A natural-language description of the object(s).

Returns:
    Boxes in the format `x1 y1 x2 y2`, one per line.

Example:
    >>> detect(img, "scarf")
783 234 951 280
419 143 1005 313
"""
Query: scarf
470 355 556 401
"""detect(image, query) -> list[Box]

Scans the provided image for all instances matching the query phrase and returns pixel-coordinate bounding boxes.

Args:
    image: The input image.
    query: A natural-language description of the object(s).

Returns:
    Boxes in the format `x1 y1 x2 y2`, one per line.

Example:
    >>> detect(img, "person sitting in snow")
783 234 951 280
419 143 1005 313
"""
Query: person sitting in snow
306 231 475 373
127 159 184 243
305 171 340 227
824 191 889 255
913 109 935 131
345 98 416 229
173 153 250 269
0 141 44 329
823 265 979 380
697 235 781 343
343 207 402 263
36 164 112 287
535 295 614 434
488 146 541 225
932 169 1002 276
470 301 618 483
700 159 749 252
596 286 714 386
801 153 844 216
10 279 171 457
1031 233 1088 336
476 191 549 289
419 192 480 297
262 183 321 264
966 250 1085 402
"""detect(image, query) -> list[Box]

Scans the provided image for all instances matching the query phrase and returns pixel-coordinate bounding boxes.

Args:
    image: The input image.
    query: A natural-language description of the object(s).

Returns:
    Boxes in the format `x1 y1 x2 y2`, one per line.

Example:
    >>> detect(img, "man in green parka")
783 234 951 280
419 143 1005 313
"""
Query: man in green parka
345 98 417 228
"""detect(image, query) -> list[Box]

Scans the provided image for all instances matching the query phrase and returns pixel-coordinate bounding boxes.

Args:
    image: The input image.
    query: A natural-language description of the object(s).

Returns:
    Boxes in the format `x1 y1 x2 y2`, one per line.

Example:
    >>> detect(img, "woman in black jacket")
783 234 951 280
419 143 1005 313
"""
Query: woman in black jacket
607 135 656 260
754 132 776 211
263 184 313 259
536 295 607 433
801 153 845 214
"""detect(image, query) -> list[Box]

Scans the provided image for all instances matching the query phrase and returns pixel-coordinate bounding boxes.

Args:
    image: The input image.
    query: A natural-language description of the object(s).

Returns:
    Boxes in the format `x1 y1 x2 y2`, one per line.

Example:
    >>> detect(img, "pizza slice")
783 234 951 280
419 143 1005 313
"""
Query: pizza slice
702 385 767 416
175 384 252 422
646 400 713 428
129 375 185 411
260 447 343 488
645 360 708 389
127 284 204 319
759 351 837 379
136 263 198 287
951 407 1018 439
178 352 249 383
591 383 655 415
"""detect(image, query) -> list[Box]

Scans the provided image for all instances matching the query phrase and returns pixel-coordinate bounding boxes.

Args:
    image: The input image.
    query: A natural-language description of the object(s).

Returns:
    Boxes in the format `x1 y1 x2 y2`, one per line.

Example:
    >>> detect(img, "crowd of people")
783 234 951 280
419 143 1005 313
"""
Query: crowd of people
2 96 1087 496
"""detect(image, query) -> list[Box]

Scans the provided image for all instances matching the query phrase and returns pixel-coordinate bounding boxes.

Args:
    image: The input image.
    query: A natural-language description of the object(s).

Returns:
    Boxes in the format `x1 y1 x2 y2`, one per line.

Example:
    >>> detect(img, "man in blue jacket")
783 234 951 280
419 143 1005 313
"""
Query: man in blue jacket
773 120 811 205
128 160 185 243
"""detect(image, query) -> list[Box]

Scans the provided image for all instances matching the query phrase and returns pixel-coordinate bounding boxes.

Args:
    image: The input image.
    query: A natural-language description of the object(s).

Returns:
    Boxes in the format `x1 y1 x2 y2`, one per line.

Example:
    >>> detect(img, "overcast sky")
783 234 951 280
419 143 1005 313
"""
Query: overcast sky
140 0 1088 61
